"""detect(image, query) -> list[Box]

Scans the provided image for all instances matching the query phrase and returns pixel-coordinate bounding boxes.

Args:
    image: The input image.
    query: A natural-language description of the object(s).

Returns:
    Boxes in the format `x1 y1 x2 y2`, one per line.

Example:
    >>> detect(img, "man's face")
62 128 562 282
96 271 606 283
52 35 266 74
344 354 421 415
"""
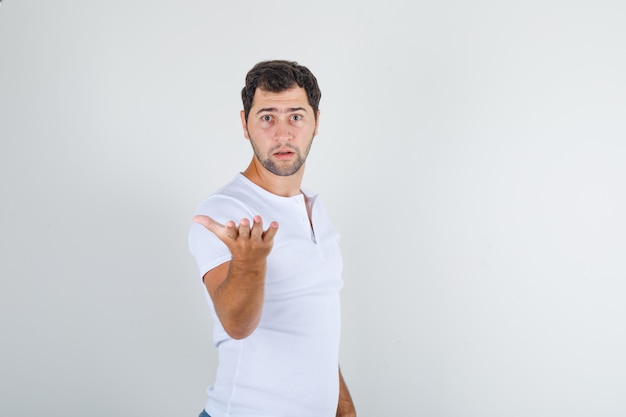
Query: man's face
241 87 319 177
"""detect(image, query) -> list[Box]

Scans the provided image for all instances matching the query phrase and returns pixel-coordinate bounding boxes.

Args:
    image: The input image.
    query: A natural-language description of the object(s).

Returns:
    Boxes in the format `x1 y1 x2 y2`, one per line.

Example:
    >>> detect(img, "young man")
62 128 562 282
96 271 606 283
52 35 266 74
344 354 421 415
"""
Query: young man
189 60 356 417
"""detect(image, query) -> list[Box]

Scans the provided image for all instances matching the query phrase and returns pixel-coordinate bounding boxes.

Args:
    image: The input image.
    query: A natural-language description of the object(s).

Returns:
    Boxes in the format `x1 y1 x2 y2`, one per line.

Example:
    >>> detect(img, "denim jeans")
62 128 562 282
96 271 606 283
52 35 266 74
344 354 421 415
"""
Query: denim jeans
198 410 210 417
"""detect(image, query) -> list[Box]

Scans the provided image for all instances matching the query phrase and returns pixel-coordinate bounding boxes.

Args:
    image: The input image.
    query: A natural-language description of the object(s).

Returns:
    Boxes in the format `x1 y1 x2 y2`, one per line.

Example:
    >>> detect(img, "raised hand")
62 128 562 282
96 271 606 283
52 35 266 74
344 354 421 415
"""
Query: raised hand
193 214 279 264
193 214 279 339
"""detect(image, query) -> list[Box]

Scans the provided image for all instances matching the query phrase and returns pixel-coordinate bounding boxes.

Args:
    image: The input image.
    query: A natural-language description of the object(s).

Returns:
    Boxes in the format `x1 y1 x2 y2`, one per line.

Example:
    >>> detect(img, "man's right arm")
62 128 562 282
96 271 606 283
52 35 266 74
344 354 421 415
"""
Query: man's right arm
194 215 278 340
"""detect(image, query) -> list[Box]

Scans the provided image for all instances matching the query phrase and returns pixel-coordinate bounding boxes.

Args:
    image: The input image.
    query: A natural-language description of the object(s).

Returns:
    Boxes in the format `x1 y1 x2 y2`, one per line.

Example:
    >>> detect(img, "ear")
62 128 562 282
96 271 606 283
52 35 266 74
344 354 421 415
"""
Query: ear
314 110 321 137
240 110 249 139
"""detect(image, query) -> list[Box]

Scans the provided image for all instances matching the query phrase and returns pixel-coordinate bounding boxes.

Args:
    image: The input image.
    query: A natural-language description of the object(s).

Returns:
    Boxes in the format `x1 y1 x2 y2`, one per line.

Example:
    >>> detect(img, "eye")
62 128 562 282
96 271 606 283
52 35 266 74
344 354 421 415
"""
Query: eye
291 114 303 121
261 115 273 122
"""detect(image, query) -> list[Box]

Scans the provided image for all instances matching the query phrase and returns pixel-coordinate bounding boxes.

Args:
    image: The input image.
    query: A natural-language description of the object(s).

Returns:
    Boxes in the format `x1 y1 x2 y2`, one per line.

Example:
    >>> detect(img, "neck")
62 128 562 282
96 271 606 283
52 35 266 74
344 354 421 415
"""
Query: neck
242 159 305 197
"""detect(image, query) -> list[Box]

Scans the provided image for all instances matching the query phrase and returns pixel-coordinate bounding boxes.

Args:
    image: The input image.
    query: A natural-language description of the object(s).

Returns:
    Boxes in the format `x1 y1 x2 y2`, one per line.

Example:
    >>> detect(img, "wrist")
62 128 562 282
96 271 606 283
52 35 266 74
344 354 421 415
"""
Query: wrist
230 257 267 274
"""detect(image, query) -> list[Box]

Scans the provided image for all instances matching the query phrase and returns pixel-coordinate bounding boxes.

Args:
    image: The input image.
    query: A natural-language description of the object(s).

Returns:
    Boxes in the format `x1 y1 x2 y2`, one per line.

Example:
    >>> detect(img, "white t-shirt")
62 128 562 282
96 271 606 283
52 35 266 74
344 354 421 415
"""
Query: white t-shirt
188 174 344 417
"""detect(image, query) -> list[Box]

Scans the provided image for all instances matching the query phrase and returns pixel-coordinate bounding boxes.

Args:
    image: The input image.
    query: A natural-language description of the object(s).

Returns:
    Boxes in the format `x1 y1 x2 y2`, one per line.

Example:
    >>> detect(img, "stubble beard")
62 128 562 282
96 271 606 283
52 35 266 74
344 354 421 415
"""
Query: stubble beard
249 134 314 177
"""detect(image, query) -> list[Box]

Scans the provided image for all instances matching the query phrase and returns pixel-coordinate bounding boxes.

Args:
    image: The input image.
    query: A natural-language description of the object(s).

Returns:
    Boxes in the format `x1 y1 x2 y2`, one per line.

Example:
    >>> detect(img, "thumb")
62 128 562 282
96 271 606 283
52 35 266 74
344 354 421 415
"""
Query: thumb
193 215 224 235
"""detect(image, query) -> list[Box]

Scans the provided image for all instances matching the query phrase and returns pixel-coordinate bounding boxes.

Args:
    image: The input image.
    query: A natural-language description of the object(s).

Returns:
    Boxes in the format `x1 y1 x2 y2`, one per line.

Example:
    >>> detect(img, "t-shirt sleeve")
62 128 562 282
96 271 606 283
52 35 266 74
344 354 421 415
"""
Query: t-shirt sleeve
188 195 254 279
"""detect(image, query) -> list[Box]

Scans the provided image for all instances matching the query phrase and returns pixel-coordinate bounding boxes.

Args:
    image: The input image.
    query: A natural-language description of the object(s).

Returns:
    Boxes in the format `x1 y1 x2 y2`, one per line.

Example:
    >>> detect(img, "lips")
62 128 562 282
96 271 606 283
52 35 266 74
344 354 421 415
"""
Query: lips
272 147 296 160
273 150 295 160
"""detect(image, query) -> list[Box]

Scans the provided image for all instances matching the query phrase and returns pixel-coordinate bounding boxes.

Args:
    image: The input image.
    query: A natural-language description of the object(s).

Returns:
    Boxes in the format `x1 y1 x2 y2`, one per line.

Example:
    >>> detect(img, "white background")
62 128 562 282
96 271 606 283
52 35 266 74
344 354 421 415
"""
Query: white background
1 1 625 416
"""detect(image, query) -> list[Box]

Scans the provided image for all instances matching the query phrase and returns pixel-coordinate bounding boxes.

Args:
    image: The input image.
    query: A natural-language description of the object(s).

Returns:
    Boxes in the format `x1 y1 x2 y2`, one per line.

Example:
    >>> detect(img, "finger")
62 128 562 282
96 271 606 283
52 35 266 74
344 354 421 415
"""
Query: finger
223 220 238 239
238 218 251 238
193 215 225 235
249 215 263 239
262 221 279 242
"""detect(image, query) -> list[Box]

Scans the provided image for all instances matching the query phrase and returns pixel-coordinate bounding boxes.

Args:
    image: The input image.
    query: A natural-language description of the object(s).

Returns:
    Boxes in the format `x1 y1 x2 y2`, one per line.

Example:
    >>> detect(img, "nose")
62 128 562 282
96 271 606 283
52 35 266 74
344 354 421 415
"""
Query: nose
273 119 292 141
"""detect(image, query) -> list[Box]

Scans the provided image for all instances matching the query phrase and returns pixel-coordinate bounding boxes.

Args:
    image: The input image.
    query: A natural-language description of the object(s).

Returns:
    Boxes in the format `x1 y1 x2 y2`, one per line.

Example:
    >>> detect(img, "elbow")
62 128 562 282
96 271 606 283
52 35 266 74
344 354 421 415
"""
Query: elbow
225 327 253 340
221 317 260 340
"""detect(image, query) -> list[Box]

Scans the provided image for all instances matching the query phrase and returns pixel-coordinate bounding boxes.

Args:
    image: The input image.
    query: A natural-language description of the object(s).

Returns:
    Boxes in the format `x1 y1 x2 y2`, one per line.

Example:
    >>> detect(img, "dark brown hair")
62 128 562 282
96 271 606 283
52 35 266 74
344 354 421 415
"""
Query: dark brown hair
241 60 321 122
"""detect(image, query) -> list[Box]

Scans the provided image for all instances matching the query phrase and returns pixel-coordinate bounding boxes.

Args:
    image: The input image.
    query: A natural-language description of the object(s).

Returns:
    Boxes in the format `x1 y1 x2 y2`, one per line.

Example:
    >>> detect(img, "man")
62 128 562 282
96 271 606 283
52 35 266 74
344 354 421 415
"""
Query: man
188 60 356 417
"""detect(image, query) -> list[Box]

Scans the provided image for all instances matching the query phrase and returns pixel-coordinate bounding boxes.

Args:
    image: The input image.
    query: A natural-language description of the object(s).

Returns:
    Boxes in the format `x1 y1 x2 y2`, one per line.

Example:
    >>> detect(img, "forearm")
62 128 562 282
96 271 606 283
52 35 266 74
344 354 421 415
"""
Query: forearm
337 367 356 417
194 214 277 340
213 259 266 339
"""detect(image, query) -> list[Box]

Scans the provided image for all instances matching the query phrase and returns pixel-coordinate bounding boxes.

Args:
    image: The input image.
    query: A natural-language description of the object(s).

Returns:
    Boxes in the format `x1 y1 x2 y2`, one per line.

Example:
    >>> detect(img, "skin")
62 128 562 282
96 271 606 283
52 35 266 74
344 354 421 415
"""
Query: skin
193 86 356 416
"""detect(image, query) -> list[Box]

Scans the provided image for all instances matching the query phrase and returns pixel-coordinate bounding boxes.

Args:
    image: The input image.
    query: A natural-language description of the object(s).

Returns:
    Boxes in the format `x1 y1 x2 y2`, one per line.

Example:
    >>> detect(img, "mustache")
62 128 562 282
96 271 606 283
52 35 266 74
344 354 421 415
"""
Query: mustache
269 143 298 153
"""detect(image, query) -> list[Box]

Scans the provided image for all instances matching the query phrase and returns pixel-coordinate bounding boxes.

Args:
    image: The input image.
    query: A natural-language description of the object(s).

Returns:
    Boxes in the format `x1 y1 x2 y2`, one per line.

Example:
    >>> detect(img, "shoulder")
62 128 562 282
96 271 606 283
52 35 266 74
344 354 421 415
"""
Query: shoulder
194 175 257 220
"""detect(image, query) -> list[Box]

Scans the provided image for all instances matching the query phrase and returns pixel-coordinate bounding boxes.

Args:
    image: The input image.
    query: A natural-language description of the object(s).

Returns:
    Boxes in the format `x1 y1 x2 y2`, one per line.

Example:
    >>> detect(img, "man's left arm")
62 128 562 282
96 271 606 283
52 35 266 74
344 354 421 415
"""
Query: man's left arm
337 367 356 417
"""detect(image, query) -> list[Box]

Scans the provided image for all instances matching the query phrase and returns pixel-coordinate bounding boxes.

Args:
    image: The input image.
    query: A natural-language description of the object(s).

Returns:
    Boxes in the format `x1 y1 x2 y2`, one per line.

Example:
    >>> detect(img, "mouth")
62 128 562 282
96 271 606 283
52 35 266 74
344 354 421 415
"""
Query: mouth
273 149 296 160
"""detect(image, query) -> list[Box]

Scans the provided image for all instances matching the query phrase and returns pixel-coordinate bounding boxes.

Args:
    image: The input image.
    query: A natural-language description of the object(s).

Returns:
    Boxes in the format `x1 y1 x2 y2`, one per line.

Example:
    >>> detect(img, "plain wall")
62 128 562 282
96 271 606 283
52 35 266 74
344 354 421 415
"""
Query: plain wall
1 1 625 416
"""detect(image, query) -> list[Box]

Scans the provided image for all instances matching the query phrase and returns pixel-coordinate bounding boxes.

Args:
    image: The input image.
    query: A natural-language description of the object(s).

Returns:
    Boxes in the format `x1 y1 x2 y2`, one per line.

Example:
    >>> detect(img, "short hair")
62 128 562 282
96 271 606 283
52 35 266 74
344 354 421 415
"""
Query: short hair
241 60 321 122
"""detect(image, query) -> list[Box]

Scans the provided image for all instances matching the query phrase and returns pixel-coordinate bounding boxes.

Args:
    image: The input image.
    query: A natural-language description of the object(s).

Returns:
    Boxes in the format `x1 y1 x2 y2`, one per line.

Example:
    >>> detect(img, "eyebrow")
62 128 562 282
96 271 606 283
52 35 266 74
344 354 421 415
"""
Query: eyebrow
255 107 309 115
